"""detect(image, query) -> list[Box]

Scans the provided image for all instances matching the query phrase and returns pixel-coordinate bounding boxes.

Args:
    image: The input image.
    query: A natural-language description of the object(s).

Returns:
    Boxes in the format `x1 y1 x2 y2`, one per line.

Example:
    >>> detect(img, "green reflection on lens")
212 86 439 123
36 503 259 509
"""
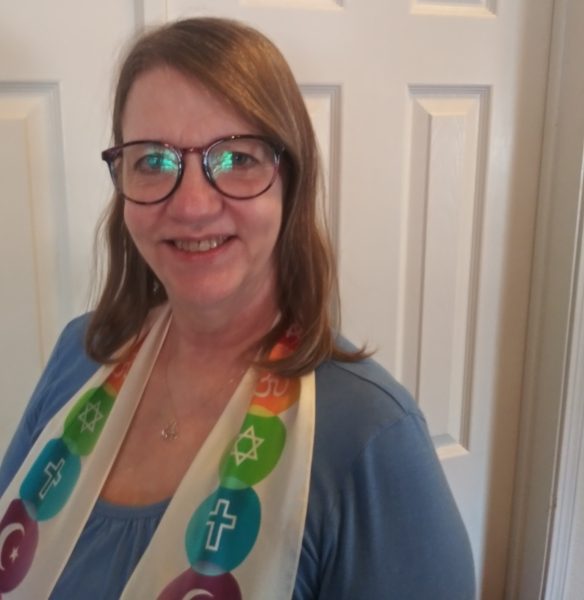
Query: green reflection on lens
146 151 177 173
216 151 234 173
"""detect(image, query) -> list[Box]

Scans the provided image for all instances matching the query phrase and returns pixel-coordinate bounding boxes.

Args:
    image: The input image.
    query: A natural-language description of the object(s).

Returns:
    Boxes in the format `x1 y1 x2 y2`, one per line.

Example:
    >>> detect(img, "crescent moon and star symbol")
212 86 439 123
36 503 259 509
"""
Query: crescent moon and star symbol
0 499 39 593
0 523 25 571
182 590 214 599
158 568 241 600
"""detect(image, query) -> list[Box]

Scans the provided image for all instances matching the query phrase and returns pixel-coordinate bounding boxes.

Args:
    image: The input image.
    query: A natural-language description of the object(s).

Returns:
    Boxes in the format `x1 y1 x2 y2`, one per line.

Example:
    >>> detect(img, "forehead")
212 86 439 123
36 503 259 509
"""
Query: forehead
121 66 256 144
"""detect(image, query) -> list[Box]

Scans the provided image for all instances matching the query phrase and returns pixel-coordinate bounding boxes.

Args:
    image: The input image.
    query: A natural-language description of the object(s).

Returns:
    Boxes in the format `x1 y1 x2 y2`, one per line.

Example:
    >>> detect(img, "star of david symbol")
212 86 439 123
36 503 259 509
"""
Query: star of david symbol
78 400 104 433
230 426 264 466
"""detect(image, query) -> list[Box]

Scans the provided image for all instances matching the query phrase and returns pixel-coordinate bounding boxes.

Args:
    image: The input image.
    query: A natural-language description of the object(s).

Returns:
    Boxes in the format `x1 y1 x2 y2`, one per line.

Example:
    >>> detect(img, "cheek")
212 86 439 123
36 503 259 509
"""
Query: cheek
122 206 158 266
256 203 283 253
123 203 136 235
263 182 284 241
123 204 150 244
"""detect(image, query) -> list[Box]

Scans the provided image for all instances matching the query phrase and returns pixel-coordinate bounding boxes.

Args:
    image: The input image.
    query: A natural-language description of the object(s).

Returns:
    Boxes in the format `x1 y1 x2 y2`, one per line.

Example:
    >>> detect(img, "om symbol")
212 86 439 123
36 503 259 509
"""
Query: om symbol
255 373 289 398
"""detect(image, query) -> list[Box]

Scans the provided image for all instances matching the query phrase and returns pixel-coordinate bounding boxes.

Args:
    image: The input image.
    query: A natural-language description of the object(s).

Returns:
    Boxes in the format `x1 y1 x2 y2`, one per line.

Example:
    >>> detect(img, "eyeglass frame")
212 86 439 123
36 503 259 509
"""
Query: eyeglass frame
101 134 286 205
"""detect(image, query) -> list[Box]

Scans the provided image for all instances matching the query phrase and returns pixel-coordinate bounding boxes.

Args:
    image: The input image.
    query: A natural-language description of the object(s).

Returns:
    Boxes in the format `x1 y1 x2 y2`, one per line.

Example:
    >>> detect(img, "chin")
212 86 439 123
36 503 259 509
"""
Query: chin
166 280 250 312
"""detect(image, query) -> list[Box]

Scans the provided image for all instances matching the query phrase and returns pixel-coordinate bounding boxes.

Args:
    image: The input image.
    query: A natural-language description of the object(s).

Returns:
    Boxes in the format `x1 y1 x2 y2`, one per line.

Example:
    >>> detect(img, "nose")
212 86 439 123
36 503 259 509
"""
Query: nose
165 154 223 221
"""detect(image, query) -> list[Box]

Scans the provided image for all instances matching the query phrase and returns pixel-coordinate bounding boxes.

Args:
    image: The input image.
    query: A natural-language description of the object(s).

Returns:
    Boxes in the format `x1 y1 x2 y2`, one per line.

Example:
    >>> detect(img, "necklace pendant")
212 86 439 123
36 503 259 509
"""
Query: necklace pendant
161 419 179 441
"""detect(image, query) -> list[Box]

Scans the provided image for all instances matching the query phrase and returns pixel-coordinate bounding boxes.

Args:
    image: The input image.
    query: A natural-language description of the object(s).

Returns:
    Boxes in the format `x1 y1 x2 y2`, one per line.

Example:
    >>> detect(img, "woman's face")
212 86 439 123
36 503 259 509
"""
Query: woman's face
121 67 283 318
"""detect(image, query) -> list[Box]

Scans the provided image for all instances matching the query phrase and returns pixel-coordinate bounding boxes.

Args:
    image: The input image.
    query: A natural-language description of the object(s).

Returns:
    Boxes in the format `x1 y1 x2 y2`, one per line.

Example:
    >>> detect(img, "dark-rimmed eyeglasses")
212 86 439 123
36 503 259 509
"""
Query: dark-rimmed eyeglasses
101 135 285 205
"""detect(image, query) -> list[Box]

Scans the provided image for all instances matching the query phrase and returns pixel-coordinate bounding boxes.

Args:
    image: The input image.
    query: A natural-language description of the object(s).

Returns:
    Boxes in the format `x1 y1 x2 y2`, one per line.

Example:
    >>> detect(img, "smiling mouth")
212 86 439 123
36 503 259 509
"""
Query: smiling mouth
172 236 232 253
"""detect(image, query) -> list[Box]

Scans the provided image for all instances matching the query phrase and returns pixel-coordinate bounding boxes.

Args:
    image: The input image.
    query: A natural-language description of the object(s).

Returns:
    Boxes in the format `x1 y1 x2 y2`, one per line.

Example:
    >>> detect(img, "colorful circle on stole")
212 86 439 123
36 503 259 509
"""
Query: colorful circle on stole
250 372 300 416
63 386 115 456
157 569 241 600
19 438 81 521
0 499 39 592
219 413 286 489
185 487 260 575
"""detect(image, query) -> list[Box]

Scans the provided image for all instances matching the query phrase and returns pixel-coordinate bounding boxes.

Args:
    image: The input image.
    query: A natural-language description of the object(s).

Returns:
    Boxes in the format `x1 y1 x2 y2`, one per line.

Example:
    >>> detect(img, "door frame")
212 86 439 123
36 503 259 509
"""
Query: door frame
506 0 584 596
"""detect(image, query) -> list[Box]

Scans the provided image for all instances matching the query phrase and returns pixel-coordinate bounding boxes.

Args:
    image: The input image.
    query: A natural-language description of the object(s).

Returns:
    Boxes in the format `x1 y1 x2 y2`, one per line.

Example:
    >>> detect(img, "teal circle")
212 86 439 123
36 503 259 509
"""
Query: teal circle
185 487 260 575
219 414 286 490
20 438 81 521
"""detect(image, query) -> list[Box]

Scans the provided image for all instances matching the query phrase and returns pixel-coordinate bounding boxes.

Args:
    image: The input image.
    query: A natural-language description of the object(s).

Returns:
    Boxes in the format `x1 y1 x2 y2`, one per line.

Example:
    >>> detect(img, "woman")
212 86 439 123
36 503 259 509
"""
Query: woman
0 18 475 599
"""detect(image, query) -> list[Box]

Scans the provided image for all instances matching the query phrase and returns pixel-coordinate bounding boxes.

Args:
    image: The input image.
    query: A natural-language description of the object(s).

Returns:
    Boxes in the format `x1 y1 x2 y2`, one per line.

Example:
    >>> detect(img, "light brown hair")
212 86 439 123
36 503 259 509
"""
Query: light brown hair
86 17 366 376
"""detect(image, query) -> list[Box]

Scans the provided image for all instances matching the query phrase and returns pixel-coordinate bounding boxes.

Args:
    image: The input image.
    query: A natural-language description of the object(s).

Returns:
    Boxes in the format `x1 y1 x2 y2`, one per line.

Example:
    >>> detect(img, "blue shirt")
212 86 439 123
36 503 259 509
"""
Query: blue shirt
0 315 475 599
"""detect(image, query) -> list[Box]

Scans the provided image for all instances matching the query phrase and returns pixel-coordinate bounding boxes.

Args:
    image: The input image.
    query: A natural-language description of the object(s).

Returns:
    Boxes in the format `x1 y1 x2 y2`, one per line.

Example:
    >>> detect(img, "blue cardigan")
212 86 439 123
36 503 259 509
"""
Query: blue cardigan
0 315 475 599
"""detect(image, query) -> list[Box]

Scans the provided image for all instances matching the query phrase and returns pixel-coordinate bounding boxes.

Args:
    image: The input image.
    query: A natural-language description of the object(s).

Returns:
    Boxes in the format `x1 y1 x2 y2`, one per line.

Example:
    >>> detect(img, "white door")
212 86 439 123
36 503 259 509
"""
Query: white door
0 1 554 597
0 2 135 450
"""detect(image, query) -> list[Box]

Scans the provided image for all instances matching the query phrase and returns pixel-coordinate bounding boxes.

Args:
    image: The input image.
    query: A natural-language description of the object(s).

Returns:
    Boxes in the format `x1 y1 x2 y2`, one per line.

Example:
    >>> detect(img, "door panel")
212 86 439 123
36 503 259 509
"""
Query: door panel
0 3 135 448
154 3 553 595
0 1 554 596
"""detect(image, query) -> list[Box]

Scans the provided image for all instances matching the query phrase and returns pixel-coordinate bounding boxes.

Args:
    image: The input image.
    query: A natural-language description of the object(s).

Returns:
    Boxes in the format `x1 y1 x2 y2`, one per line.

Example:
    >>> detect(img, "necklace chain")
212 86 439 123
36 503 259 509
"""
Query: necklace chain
161 350 247 442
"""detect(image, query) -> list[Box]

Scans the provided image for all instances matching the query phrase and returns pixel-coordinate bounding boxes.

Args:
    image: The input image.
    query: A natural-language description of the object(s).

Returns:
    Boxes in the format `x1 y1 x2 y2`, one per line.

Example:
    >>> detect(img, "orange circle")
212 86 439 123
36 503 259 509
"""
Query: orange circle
250 372 301 415
104 360 132 395
103 343 142 395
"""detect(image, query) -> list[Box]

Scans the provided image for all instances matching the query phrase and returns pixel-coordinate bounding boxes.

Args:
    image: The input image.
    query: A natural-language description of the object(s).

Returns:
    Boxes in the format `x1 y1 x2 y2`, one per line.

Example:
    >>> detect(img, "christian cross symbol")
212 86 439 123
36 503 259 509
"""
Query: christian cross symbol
205 499 237 552
38 458 65 500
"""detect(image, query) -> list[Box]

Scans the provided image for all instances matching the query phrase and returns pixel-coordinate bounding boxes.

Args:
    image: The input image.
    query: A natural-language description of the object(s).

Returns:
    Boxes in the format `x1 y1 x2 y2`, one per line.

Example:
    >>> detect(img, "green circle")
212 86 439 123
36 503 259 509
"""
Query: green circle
219 413 286 490
63 387 114 456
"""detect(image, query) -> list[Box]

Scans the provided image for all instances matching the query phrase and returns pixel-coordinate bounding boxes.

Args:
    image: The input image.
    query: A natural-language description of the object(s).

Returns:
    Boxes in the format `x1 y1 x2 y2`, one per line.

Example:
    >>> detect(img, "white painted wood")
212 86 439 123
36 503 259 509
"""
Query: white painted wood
0 117 43 457
0 85 69 360
0 0 558 597
403 87 487 456
141 0 169 27
506 0 584 596
544 154 584 598
0 2 136 452
161 3 555 596
0 84 70 457
301 85 341 244
412 0 496 18
243 0 343 9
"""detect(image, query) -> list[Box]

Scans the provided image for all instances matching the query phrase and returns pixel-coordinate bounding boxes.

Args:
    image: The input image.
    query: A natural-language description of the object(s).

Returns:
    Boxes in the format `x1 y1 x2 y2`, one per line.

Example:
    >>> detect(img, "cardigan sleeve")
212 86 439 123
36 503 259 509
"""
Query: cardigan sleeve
0 315 99 496
294 356 476 600
316 413 475 599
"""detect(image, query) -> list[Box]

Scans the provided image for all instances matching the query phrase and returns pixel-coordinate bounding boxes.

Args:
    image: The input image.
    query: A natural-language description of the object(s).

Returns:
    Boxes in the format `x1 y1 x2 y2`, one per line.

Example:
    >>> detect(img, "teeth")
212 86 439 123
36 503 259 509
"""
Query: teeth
174 236 228 253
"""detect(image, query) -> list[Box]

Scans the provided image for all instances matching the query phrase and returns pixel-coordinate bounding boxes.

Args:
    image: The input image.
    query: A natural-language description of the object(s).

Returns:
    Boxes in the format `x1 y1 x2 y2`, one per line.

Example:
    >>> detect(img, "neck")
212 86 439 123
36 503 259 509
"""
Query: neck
166 286 278 366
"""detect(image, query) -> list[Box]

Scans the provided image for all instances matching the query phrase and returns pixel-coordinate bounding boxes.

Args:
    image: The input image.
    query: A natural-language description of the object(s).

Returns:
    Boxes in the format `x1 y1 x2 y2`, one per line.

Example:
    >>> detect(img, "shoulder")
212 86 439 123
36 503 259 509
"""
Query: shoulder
295 341 476 599
0 313 99 495
22 312 99 437
313 343 424 476
315 346 420 423
31 313 99 429
310 343 428 494
54 312 94 356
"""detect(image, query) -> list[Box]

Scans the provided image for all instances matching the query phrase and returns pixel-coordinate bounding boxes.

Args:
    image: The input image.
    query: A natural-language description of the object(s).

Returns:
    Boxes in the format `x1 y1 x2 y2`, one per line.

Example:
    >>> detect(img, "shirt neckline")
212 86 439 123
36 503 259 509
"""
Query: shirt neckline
94 496 171 519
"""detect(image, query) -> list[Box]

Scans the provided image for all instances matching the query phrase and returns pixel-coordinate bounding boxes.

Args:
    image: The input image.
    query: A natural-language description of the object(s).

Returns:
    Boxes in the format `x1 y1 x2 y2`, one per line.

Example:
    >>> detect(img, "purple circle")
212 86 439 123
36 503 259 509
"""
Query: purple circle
157 568 241 600
0 499 39 592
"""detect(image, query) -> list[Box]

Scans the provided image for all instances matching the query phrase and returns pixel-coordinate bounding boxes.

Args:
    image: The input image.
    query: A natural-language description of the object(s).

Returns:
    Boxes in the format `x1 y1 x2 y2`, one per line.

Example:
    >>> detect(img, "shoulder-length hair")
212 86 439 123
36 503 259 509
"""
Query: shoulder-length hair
86 17 366 376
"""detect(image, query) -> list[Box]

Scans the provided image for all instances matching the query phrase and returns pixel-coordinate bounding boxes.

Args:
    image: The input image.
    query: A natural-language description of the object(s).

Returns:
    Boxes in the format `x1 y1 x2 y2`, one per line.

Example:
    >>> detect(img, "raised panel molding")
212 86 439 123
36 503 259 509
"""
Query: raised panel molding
411 0 496 17
138 0 168 28
401 85 489 458
139 0 343 25
0 83 69 364
242 0 343 9
301 85 341 249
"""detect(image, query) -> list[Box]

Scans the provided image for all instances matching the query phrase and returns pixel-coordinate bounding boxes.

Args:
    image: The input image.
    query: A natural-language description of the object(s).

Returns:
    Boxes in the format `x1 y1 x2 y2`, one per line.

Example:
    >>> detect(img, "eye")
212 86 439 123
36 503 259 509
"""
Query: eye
213 150 258 174
133 148 178 174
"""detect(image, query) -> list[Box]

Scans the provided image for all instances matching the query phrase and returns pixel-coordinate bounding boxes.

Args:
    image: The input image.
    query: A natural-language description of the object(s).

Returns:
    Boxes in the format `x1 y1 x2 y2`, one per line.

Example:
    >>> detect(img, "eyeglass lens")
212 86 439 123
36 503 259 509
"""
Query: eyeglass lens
112 138 278 203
